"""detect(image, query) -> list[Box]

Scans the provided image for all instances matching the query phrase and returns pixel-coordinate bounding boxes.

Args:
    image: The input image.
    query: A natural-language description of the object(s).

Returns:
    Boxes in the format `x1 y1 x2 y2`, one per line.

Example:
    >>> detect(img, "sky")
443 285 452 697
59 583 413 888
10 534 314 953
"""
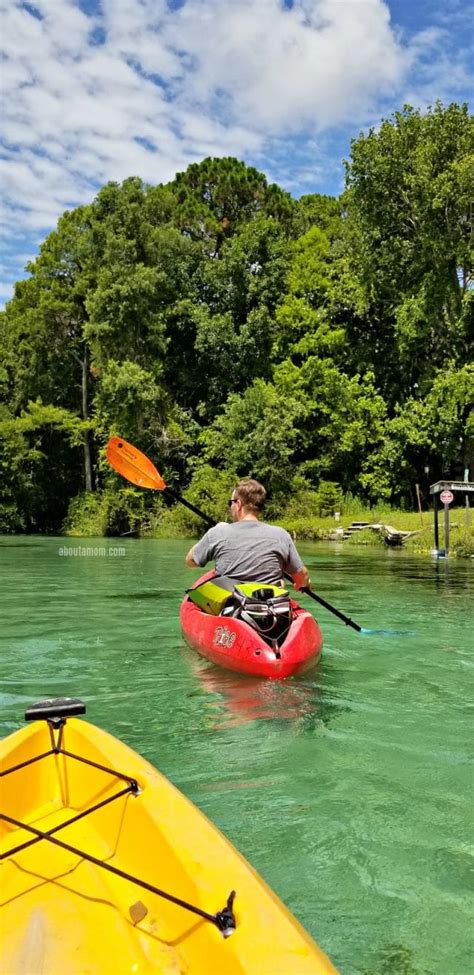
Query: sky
1 0 472 307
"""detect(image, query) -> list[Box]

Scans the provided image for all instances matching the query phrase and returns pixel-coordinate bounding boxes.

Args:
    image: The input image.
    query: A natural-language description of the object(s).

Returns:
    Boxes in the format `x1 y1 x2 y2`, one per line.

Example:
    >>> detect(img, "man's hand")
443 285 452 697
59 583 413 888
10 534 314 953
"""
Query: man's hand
292 566 311 591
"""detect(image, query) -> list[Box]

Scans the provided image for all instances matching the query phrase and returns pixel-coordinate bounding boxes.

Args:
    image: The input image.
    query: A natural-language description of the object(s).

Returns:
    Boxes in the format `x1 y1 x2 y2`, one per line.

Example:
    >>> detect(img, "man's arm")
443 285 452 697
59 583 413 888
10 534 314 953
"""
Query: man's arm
284 533 311 590
185 545 200 568
186 524 218 569
292 566 311 591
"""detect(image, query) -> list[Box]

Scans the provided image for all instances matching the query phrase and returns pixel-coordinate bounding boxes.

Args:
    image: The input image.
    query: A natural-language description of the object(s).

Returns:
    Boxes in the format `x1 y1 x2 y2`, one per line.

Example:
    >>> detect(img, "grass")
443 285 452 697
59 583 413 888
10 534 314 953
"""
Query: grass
274 510 473 556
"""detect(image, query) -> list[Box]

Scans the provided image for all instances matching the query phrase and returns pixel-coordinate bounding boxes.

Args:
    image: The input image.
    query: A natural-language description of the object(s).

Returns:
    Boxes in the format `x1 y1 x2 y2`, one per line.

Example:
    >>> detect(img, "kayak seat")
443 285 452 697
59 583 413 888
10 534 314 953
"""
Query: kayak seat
221 585 293 643
187 577 293 644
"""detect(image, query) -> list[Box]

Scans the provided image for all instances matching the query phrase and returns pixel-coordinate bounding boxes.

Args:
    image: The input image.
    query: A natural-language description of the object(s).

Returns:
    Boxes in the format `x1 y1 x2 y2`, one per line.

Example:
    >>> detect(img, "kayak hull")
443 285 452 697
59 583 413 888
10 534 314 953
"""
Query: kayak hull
180 573 323 679
1 714 338 975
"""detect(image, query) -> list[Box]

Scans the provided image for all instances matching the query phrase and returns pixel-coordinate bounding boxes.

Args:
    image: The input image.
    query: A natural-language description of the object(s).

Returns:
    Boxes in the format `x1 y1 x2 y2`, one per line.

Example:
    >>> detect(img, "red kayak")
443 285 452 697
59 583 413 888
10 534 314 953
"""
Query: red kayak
180 572 323 679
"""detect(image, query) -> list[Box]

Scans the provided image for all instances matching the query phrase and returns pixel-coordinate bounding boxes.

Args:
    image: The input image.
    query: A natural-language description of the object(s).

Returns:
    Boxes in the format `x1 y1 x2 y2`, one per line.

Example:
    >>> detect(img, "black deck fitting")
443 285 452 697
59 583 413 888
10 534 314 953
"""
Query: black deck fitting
25 698 86 722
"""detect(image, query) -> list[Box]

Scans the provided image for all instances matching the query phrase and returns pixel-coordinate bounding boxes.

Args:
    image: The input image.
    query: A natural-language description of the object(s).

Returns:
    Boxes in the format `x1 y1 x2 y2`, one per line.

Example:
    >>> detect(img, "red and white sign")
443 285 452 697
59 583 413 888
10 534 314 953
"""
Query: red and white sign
440 490 454 504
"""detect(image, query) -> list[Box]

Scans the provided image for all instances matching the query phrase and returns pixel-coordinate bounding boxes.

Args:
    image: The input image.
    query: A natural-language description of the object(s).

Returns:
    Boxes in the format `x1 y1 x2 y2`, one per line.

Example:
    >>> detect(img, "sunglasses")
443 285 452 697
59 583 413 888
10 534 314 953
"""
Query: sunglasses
227 498 239 507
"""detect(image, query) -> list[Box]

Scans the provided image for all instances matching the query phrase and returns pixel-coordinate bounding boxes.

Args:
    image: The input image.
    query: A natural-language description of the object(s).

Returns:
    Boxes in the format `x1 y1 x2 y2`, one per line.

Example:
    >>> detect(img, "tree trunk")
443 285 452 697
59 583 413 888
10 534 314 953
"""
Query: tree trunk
82 346 93 492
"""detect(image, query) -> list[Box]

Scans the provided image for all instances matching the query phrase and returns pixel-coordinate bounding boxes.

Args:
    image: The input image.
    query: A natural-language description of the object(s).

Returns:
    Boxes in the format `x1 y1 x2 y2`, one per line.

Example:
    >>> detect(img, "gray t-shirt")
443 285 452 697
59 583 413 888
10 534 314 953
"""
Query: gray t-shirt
191 520 304 584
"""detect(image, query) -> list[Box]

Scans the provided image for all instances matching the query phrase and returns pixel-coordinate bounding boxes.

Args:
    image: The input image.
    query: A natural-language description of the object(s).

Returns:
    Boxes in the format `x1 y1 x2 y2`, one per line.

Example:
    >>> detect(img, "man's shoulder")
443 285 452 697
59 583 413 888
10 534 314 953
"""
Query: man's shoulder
245 521 292 540
226 521 284 536
207 521 233 537
264 522 291 535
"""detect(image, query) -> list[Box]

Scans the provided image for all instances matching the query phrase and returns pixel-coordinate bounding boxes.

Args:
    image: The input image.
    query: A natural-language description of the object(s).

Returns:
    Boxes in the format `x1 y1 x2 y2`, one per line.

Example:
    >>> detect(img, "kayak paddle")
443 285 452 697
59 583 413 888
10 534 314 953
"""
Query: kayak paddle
106 436 365 633
106 437 215 528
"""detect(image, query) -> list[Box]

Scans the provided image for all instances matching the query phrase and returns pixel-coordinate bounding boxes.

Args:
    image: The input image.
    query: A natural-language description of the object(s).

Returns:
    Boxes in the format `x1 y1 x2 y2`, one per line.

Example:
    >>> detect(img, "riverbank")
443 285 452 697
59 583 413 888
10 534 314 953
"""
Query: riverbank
280 515 473 558
63 492 473 557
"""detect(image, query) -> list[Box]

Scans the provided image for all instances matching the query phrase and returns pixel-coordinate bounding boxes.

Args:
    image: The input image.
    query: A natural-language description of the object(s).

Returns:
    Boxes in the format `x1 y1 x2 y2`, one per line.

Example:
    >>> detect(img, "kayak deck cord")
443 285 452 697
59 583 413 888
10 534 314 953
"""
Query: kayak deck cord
1 715 237 937
1 719 140 791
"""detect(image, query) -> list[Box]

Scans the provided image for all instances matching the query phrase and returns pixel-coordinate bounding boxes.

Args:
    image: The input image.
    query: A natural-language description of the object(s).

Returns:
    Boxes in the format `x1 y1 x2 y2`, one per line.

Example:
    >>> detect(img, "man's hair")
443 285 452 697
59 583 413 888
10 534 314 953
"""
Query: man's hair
234 478 266 513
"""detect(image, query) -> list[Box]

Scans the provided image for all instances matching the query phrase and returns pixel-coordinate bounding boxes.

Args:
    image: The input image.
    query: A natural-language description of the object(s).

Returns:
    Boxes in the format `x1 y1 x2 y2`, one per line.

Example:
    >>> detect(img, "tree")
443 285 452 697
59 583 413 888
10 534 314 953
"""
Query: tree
2 207 99 491
292 193 343 241
0 402 89 531
273 224 347 363
168 156 294 255
273 357 387 492
359 363 474 503
199 378 302 498
164 215 291 417
344 102 474 397
1 120 472 531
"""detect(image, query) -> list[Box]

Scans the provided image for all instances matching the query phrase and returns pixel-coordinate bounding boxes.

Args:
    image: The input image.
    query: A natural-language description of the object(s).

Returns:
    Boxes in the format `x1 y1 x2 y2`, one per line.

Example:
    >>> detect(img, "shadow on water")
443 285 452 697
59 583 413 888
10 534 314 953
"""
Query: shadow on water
0 542 41 548
106 590 180 600
186 654 349 731
362 943 429 975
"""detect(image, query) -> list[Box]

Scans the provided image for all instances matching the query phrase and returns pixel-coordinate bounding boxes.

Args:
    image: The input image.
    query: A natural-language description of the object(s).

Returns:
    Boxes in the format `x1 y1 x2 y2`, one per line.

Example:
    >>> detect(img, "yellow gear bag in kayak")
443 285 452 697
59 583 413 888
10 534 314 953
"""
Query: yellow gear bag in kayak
187 576 288 616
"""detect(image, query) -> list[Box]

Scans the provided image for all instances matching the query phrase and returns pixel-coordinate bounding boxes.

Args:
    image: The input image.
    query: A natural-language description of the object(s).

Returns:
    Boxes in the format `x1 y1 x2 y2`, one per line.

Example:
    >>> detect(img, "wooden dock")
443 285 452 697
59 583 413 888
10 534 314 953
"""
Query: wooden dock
343 521 430 546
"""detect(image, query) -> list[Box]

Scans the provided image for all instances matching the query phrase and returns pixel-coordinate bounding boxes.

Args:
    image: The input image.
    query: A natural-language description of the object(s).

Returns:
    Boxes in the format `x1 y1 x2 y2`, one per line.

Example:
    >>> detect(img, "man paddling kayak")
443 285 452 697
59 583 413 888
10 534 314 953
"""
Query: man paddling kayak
185 478 311 590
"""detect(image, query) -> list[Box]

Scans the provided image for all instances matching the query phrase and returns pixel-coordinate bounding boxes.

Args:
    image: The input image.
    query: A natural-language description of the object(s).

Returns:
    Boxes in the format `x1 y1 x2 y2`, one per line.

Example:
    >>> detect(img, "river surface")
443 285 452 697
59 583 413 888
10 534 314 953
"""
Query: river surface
0 536 472 975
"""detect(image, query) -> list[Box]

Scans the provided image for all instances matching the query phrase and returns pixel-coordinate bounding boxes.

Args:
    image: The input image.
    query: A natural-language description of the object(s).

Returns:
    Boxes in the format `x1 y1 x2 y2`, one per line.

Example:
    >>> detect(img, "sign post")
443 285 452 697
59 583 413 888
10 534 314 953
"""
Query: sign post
415 483 423 526
465 469 470 530
440 490 454 555
430 480 474 557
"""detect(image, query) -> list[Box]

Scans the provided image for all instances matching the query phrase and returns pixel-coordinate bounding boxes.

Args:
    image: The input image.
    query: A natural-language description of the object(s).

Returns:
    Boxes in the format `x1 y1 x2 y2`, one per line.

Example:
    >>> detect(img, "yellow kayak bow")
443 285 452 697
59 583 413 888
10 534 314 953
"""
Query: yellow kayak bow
1 698 339 974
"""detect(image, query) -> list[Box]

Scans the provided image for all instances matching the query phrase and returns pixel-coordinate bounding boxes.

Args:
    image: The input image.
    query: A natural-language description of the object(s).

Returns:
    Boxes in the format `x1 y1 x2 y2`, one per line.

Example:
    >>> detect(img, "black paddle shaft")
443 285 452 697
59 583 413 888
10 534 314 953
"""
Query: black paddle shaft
298 583 361 632
164 487 215 529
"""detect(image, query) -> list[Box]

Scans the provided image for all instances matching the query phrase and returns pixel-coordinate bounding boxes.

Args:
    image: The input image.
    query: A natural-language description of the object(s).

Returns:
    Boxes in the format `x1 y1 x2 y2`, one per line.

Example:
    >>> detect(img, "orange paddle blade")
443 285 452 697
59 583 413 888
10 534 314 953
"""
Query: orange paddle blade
106 437 167 490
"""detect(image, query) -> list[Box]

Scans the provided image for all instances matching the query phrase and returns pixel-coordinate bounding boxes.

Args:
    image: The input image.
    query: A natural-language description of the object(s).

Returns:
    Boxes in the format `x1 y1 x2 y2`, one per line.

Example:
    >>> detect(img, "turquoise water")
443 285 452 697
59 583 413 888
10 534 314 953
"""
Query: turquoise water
0 536 472 975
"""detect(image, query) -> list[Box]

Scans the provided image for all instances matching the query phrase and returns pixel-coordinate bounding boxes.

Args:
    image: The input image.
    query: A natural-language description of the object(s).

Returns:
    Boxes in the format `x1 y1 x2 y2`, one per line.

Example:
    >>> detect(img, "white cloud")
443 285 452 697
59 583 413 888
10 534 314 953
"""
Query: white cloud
162 0 412 131
0 0 472 307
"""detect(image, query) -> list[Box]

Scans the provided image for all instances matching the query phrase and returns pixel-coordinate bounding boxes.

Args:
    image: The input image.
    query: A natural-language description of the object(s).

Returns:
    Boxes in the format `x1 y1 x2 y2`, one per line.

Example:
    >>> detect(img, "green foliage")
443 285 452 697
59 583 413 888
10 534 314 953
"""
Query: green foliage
276 518 325 541
1 116 472 537
92 360 168 443
451 528 474 558
0 503 24 533
346 528 385 546
344 101 473 395
274 358 387 492
316 481 343 515
157 465 233 537
292 194 343 240
169 156 294 251
287 227 331 302
0 401 89 532
279 486 321 520
64 488 161 537
359 363 474 503
199 378 301 498
63 491 109 536
280 482 342 518
0 401 90 445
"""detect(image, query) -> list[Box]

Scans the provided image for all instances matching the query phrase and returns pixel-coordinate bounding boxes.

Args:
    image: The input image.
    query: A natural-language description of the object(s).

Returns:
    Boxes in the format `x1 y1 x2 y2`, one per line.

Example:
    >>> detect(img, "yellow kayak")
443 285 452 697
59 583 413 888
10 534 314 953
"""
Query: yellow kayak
1 698 339 975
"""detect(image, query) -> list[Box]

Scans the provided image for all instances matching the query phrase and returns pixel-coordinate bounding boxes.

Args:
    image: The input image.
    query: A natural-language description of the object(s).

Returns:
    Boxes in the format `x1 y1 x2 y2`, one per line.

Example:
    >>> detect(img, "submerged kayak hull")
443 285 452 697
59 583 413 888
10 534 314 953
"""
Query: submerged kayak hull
1 712 338 975
180 573 323 679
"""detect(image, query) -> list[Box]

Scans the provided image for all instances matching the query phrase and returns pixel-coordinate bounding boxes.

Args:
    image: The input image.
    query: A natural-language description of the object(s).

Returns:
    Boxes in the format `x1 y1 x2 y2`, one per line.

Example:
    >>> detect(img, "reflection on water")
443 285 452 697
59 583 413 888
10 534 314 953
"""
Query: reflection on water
188 655 349 731
309 549 473 595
